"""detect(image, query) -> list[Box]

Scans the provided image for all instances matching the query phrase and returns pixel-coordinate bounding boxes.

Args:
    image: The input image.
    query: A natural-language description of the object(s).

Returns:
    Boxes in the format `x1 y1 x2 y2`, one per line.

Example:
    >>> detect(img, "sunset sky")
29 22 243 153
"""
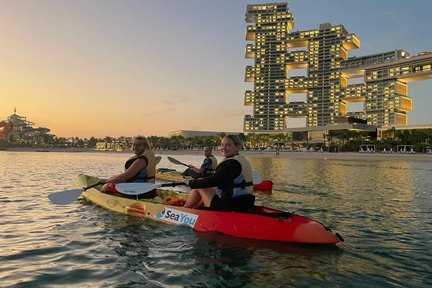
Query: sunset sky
1 0 432 138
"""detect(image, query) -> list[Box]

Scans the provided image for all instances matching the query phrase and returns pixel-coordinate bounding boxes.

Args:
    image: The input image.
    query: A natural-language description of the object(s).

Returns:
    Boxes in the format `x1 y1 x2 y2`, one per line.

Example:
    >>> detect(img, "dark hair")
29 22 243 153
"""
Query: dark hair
224 135 242 147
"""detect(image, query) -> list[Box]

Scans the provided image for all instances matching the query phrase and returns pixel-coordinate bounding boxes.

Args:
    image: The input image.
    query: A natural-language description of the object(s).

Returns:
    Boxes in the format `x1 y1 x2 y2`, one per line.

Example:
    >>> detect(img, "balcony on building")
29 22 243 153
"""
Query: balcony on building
245 26 256 41
245 66 255 82
342 34 360 50
286 39 308 48
244 90 255 106
245 44 256 58
395 96 413 112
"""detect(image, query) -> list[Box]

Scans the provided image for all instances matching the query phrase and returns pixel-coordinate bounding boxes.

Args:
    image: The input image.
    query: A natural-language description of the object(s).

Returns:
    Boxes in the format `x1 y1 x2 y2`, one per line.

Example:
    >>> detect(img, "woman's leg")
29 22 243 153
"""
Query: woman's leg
184 189 202 208
197 188 217 207
192 199 204 209
184 187 217 208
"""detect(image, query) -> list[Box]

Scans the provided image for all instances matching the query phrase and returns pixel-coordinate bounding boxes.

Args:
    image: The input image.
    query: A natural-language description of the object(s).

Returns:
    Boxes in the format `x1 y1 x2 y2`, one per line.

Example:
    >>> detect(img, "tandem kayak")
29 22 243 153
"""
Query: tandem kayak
76 174 343 245
156 168 273 194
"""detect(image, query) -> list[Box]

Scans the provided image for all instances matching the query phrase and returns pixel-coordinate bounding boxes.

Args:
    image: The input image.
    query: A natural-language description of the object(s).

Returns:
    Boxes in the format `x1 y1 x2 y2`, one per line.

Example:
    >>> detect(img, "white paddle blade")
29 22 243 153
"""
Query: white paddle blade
115 183 161 195
252 170 262 184
48 189 84 205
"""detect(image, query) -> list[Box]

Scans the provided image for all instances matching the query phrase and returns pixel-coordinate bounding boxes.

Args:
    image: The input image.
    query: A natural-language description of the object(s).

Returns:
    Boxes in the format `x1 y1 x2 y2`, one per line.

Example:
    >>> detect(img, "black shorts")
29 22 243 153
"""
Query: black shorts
210 195 231 211
210 194 256 212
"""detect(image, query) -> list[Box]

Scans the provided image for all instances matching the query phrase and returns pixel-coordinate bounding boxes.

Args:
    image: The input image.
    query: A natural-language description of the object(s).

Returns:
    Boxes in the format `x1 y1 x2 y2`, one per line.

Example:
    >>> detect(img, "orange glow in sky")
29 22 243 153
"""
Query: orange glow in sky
1 1 431 138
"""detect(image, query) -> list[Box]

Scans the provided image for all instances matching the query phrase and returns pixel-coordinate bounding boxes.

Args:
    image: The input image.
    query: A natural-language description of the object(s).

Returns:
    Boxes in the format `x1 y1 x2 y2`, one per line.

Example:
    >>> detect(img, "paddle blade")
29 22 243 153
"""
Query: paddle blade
48 189 84 205
115 183 161 195
252 170 262 184
167 156 189 167
155 156 162 165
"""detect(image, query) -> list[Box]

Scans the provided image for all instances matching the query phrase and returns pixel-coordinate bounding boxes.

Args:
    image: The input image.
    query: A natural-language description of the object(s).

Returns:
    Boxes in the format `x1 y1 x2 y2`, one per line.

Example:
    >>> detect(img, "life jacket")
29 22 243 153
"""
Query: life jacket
124 149 156 183
218 154 253 197
202 155 218 177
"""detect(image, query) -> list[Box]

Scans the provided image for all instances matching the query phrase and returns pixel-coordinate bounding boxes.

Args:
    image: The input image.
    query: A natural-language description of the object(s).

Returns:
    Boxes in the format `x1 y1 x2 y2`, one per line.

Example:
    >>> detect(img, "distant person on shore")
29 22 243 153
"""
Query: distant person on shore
182 146 218 179
99 135 156 196
183 135 254 211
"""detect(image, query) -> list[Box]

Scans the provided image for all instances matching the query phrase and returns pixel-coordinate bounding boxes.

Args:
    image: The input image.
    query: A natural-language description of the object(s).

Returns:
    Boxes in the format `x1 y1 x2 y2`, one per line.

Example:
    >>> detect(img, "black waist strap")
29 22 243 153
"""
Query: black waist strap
232 181 253 188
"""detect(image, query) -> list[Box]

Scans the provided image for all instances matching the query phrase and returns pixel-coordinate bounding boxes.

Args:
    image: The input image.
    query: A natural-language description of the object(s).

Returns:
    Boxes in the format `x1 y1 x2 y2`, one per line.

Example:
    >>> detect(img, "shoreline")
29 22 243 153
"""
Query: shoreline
158 149 432 162
2 147 432 161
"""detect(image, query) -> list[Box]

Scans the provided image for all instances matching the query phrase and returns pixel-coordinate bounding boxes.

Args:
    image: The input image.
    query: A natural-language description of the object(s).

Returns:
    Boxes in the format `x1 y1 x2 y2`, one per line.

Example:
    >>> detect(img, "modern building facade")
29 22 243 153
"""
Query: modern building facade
244 3 432 133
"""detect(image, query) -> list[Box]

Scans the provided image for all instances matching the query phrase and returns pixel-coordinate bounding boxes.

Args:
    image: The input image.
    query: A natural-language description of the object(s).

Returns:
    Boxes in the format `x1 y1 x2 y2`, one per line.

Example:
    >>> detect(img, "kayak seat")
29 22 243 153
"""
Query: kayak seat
157 168 176 173
230 194 255 213
205 194 256 213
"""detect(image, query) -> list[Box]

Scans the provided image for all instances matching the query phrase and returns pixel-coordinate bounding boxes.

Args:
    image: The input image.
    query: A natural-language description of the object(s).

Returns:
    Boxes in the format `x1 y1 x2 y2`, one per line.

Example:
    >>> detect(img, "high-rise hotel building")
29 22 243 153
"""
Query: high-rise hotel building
244 3 432 133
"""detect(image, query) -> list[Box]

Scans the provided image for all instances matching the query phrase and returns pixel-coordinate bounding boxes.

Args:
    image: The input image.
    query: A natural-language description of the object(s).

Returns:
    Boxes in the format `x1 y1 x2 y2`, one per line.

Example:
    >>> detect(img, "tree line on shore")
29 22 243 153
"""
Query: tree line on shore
1 129 432 153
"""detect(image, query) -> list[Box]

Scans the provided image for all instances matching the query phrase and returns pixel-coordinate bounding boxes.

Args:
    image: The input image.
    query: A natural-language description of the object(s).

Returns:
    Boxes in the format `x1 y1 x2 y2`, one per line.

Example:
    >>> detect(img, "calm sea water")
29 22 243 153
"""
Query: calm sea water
1 151 431 287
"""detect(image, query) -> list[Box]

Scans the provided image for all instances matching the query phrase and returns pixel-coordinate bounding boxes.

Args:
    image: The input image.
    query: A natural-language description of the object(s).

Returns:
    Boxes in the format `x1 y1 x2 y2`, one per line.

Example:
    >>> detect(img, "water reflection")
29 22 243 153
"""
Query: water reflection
1 151 432 287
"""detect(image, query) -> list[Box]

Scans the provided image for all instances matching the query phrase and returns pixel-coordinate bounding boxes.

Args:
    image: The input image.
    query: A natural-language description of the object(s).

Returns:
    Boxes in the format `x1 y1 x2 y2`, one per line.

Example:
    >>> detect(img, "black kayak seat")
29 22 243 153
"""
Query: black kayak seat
157 168 176 173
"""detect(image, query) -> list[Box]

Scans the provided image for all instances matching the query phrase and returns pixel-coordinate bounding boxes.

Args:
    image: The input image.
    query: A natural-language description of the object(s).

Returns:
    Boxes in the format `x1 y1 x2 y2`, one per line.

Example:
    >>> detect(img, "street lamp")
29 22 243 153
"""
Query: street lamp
323 133 326 151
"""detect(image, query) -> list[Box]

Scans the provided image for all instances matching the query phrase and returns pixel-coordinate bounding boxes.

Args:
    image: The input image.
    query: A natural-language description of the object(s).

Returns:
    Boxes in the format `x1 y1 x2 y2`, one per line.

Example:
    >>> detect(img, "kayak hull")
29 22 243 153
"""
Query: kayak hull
156 169 273 193
77 174 341 245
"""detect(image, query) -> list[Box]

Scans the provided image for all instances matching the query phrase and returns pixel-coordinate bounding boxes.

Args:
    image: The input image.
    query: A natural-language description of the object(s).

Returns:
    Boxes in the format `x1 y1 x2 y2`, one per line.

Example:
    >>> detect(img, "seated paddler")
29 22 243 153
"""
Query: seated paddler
182 146 218 179
99 135 156 198
183 134 254 211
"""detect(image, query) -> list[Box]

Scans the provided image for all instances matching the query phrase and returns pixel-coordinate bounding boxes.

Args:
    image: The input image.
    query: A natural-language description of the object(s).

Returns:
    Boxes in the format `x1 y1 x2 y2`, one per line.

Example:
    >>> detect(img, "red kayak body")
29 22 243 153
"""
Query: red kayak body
185 206 342 245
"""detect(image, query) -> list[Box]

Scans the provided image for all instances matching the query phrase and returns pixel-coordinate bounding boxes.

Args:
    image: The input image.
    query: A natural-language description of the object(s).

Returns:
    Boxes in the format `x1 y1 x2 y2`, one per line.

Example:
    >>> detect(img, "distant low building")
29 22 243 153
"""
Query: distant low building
169 130 241 138
377 124 432 139
95 137 131 151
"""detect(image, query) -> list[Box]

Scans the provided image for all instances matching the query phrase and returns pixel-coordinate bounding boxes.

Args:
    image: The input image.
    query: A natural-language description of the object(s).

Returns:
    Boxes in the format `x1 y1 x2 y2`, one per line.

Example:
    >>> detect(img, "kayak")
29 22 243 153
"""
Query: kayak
76 174 343 245
156 168 273 194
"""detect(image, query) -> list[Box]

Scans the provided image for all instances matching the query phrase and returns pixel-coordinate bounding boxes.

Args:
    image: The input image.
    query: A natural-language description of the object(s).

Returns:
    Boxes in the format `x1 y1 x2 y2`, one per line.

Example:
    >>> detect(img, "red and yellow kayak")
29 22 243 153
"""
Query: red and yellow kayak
77 174 342 245
156 168 273 194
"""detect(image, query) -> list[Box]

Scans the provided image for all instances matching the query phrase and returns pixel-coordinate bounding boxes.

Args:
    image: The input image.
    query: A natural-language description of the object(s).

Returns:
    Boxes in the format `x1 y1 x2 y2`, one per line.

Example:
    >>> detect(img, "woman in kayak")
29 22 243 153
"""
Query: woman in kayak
182 146 218 178
183 135 254 210
100 135 156 194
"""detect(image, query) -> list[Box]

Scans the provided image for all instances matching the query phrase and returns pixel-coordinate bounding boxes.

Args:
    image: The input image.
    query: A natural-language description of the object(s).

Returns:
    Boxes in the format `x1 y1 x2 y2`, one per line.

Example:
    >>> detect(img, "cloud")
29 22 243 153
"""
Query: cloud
140 107 177 118
157 94 192 107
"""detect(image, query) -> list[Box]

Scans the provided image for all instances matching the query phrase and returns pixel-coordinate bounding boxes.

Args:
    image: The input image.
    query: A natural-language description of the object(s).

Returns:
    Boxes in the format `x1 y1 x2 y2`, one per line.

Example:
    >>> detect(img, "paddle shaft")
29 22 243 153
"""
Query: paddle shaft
115 181 186 195
159 182 186 187
168 156 262 184
83 182 102 191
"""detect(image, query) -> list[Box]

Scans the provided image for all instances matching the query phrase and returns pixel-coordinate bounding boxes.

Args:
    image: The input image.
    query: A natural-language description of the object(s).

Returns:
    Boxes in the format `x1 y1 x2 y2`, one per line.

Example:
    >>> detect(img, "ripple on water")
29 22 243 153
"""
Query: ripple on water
1 152 432 287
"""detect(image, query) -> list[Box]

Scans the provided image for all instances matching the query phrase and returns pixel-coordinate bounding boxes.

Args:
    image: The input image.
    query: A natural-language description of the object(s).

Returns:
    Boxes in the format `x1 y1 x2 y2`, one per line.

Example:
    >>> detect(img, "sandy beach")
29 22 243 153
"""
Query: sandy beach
2 147 432 162
155 149 432 162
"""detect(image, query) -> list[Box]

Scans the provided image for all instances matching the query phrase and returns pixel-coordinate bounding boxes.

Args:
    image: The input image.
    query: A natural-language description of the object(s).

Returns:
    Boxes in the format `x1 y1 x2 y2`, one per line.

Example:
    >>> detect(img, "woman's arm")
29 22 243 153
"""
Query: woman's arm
188 160 241 189
190 158 211 175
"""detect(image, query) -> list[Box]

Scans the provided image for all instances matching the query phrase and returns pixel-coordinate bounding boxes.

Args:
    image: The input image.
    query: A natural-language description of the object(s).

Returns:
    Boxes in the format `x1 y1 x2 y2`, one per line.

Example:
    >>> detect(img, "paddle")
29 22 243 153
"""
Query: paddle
167 156 262 184
167 156 189 167
155 155 162 165
116 182 185 195
48 182 101 205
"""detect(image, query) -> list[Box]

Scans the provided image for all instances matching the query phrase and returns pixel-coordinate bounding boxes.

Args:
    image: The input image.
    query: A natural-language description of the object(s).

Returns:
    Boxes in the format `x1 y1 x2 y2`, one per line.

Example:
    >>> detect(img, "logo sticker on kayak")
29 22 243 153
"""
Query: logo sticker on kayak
155 208 198 228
